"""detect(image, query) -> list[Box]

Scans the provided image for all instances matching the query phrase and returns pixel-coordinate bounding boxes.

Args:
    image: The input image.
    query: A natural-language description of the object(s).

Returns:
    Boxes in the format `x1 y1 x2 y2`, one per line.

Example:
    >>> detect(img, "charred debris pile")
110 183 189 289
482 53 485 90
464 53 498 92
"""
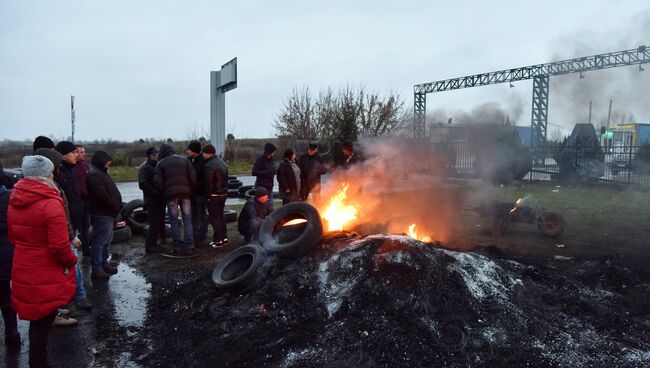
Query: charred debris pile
136 234 650 367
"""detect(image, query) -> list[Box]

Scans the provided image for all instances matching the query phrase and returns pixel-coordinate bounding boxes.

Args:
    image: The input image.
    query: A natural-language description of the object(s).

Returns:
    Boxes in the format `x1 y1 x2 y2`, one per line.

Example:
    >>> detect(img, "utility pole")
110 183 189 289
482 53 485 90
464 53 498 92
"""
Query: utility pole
71 96 76 144
588 100 592 125
606 99 613 129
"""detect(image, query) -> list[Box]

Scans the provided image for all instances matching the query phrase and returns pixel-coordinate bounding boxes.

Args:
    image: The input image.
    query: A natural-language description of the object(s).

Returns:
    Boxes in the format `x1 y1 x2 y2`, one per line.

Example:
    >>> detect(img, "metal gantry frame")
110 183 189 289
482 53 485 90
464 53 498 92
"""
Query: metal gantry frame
413 45 650 160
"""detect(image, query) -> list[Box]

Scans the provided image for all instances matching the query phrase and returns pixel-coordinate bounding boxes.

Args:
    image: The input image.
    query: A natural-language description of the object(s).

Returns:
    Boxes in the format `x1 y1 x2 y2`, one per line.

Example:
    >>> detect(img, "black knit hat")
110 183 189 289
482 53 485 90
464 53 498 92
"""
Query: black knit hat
254 187 268 198
308 141 319 150
187 140 202 154
283 148 295 159
342 141 354 150
55 141 77 156
33 136 55 152
145 147 158 157
202 144 216 154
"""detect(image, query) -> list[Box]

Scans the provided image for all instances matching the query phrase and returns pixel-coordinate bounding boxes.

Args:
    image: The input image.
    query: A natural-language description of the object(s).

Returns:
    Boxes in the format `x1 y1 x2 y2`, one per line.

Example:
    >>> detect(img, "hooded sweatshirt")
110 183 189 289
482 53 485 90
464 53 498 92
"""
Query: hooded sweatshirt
251 143 277 193
87 150 122 217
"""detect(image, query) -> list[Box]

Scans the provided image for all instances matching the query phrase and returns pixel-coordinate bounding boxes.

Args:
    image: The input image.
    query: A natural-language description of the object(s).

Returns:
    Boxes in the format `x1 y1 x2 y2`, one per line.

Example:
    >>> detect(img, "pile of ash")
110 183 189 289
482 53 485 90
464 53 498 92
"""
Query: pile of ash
135 234 650 367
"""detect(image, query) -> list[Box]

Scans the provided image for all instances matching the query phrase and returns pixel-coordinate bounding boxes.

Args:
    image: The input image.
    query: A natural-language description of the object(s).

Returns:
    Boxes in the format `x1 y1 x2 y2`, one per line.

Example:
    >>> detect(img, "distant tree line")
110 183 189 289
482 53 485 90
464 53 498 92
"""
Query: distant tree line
273 86 407 141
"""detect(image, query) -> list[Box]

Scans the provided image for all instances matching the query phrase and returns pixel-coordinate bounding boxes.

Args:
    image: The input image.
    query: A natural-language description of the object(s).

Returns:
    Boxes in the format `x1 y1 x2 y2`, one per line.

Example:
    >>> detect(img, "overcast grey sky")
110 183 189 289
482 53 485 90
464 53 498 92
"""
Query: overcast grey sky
1 0 648 142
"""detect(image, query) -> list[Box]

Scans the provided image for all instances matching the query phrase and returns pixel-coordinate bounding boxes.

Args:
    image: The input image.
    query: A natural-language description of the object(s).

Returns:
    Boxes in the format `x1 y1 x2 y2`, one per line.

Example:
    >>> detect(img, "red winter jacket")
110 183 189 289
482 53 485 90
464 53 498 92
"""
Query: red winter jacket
7 178 77 321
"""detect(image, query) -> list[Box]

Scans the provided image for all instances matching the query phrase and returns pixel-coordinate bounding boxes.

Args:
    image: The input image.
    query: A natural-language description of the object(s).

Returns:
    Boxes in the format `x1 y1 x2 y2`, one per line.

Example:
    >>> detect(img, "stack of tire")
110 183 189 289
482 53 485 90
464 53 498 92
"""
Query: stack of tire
211 202 323 290
228 176 242 198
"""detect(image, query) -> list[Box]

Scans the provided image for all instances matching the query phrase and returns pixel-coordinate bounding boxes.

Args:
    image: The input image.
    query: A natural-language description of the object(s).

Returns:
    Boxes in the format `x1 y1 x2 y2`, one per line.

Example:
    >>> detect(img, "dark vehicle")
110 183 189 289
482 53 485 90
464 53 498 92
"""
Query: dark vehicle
474 195 566 237
3 168 22 188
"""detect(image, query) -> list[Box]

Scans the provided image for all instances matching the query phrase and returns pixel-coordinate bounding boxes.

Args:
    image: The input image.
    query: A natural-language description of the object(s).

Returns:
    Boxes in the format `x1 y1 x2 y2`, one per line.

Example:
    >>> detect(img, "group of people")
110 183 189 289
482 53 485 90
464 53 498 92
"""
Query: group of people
0 137 355 367
138 141 231 257
0 135 123 367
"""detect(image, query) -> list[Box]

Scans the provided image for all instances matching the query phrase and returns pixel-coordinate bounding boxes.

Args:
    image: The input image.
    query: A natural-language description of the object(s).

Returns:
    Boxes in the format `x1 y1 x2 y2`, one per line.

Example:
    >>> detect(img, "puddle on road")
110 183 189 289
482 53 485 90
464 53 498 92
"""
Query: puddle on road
110 262 151 329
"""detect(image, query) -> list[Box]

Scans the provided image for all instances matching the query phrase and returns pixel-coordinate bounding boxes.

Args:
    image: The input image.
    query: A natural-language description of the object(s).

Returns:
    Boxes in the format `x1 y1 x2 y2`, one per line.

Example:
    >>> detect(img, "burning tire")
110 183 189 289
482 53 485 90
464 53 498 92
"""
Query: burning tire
211 244 266 289
259 202 323 258
121 199 148 234
537 211 566 237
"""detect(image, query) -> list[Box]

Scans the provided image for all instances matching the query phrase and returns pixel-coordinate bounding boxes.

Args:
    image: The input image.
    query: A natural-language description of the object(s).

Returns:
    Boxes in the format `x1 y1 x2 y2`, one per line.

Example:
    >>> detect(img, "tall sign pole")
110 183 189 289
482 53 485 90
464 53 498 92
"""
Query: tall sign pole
210 58 237 157
71 95 76 143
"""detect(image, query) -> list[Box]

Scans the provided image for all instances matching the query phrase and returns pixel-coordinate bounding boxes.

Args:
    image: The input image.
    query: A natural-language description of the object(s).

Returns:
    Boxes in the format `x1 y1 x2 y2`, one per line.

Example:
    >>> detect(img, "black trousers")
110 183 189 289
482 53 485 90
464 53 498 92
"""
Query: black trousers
145 200 165 249
191 196 208 243
207 195 227 242
29 311 57 367
0 280 17 336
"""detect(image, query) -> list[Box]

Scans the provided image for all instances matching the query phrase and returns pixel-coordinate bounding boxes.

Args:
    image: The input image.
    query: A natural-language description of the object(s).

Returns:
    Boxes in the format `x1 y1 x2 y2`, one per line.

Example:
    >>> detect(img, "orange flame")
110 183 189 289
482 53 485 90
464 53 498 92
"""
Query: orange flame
283 218 308 226
407 223 432 242
320 183 358 232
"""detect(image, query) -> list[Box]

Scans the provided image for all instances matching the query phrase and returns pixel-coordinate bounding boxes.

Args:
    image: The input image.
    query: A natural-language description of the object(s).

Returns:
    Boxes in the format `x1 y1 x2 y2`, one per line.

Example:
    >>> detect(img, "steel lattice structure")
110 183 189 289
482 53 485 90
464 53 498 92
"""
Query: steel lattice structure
413 45 649 161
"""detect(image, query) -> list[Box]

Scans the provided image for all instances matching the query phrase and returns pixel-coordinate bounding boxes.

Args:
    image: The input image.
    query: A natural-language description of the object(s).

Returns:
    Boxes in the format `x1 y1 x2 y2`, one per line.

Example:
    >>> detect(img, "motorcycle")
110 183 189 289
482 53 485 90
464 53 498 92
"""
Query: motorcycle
472 195 566 237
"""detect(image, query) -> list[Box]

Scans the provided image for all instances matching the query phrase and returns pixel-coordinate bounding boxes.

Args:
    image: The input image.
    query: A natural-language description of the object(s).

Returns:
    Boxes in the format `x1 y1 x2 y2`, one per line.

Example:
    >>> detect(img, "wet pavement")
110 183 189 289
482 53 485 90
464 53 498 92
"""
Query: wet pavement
2 249 153 368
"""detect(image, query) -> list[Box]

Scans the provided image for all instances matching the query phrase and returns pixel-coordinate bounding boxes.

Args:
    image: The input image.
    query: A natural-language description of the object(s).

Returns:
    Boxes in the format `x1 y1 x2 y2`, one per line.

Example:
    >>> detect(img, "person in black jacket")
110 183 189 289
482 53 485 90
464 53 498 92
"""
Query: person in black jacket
252 143 277 203
201 144 229 248
277 148 301 205
238 187 273 243
0 168 20 350
54 141 92 310
298 141 327 201
87 150 122 279
138 147 164 254
54 141 82 233
186 140 208 247
154 144 196 256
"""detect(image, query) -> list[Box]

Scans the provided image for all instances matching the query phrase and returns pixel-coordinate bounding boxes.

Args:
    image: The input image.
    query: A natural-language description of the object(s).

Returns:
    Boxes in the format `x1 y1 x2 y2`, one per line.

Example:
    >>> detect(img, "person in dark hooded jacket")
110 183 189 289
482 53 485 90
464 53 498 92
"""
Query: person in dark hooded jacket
87 150 122 279
154 144 196 256
252 143 277 197
238 187 273 243
0 167 20 350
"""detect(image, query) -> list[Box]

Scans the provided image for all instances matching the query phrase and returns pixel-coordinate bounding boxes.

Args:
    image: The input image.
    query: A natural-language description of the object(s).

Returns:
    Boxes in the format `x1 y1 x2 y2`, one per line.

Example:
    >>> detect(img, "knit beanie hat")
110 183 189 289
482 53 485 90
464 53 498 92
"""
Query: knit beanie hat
22 155 54 177
34 148 64 168
187 140 202 154
33 136 55 152
283 148 294 159
254 186 268 198
55 141 77 156
202 144 216 154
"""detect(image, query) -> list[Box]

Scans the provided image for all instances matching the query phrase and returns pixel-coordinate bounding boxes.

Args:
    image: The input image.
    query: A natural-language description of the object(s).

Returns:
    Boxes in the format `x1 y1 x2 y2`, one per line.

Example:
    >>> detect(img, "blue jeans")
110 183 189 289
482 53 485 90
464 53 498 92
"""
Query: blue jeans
71 244 87 300
90 215 114 272
167 198 194 249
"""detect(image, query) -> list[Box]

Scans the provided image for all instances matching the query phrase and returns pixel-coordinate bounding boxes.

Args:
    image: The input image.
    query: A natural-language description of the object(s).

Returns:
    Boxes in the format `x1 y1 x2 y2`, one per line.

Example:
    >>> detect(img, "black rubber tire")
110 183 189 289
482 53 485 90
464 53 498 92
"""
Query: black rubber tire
224 209 237 223
211 244 266 289
538 211 566 237
238 185 254 194
112 225 133 244
228 180 243 189
228 176 237 181
237 191 246 199
227 189 239 198
121 199 148 235
245 188 256 200
259 202 323 258
272 192 281 199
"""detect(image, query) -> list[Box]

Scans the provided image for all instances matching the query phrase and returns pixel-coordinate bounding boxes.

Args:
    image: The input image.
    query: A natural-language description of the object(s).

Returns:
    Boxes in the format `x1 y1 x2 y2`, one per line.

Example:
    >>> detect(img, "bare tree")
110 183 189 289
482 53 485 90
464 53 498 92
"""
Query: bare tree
273 86 318 139
358 91 405 137
275 85 405 141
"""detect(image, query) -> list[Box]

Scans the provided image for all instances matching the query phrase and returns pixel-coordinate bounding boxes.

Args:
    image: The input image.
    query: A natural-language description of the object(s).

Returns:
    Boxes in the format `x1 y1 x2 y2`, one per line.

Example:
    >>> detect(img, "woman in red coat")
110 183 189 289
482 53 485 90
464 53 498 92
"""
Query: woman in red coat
7 155 77 368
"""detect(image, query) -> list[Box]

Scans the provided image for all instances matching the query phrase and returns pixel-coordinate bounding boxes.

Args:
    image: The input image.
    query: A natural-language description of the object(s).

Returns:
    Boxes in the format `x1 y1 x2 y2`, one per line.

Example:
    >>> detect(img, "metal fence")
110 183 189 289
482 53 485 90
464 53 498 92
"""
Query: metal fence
430 141 650 186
